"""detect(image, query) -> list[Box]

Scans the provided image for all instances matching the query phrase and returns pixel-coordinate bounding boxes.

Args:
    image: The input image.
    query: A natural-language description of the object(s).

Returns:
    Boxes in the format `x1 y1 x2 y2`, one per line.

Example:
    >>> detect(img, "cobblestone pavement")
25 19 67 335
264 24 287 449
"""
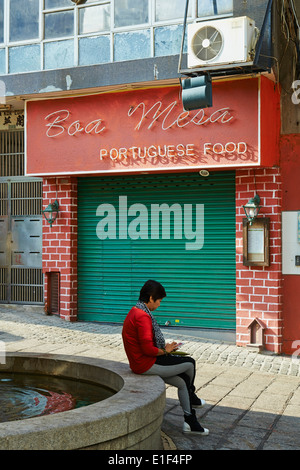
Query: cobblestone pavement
0 305 300 451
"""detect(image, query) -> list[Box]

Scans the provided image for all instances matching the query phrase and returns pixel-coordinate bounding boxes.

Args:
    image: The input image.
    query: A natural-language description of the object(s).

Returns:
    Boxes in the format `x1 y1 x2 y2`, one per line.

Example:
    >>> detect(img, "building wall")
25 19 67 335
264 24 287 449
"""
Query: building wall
11 0 296 355
272 1 300 356
0 0 274 100
280 133 300 355
42 166 284 354
236 167 283 353
43 177 77 321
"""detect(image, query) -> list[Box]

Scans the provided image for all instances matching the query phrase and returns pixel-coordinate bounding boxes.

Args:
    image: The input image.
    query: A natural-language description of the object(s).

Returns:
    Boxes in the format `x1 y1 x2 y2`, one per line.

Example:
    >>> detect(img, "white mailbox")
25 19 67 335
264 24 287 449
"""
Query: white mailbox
282 211 300 275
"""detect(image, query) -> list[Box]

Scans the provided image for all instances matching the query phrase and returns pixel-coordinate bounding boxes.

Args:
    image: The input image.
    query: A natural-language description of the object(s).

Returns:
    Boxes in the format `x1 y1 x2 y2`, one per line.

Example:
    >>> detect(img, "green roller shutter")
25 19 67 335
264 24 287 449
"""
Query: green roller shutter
77 172 236 329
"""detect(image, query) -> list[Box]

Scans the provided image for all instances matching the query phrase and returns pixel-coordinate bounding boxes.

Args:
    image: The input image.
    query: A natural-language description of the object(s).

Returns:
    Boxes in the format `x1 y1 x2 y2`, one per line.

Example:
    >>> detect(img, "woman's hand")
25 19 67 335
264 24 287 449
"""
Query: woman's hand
165 342 178 354
157 341 179 356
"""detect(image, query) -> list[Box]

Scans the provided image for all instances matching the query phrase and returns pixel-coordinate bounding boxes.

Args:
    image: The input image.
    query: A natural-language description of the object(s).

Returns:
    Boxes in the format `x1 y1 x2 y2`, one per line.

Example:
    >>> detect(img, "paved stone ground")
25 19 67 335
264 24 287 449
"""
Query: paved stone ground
0 305 300 451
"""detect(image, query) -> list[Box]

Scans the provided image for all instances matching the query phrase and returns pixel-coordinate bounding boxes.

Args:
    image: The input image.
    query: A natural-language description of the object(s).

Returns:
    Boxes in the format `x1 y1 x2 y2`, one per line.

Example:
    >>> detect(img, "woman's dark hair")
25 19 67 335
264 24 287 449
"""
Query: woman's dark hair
139 280 166 302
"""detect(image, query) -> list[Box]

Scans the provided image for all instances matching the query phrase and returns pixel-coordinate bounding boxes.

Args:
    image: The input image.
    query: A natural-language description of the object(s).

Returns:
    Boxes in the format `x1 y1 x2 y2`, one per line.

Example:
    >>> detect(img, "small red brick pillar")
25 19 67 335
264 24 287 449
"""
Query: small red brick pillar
236 168 283 354
42 177 78 321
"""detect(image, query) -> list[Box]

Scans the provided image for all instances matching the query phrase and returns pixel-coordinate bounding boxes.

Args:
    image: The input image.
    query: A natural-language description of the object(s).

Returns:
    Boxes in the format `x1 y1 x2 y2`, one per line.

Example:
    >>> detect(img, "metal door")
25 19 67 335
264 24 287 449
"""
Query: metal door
77 172 236 329
0 177 43 304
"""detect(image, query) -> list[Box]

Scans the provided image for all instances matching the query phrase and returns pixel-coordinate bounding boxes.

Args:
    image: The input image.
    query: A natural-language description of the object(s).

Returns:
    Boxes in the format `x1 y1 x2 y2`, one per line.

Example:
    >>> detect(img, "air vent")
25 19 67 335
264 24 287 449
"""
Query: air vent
48 272 60 314
191 26 223 62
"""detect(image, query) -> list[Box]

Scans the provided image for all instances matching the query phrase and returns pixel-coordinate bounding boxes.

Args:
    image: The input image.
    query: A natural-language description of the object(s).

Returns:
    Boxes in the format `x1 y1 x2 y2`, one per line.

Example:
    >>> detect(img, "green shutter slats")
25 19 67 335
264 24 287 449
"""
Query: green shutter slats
77 171 236 329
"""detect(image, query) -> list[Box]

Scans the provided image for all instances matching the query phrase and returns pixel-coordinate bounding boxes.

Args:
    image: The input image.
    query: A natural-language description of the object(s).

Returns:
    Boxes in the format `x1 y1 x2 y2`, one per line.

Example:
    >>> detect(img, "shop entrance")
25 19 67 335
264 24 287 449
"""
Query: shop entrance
77 172 236 330
0 129 43 305
0 177 43 304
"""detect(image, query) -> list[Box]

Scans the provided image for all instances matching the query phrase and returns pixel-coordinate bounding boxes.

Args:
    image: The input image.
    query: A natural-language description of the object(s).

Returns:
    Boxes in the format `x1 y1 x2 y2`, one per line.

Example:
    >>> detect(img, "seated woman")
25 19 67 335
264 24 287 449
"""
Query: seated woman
122 279 209 436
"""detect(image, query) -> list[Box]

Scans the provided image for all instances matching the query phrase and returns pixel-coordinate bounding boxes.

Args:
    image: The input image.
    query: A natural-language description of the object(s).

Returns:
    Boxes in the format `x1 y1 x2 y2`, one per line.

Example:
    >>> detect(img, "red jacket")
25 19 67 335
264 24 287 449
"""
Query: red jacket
122 306 159 374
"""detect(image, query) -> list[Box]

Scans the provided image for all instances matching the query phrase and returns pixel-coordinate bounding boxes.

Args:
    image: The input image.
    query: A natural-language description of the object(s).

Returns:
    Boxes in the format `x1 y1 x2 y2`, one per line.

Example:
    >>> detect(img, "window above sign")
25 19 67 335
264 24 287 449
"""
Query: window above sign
9 0 40 42
198 0 233 17
0 0 233 74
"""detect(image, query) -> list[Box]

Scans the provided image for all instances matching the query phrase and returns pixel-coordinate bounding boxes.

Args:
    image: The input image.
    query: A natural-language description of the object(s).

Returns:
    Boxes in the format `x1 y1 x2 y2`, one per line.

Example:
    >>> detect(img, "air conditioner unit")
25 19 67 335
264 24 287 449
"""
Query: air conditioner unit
187 16 258 69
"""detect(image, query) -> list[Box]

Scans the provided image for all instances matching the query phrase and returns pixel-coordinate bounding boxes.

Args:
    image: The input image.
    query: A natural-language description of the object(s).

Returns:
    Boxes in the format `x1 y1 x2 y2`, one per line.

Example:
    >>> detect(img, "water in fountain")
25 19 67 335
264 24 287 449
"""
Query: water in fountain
0 372 115 423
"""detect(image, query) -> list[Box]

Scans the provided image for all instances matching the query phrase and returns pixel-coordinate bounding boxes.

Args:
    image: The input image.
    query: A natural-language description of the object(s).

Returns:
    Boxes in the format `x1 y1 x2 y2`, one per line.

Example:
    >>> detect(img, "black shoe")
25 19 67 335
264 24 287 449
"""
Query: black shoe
190 392 206 408
183 410 209 435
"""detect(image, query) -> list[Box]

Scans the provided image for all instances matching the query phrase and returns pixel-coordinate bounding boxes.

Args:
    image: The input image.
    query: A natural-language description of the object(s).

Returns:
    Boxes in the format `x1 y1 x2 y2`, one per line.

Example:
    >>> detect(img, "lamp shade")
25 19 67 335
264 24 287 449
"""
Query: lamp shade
42 200 59 227
243 194 261 225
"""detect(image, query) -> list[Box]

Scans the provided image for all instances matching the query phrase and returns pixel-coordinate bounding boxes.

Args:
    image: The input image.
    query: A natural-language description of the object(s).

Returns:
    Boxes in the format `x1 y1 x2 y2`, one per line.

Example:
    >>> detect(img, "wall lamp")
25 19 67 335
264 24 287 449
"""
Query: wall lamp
243 194 262 225
42 200 60 227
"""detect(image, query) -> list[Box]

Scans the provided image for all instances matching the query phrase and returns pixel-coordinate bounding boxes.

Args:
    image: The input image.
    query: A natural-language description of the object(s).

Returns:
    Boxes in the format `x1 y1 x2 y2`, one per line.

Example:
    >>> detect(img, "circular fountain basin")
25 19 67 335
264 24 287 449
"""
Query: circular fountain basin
0 353 166 450
0 372 115 423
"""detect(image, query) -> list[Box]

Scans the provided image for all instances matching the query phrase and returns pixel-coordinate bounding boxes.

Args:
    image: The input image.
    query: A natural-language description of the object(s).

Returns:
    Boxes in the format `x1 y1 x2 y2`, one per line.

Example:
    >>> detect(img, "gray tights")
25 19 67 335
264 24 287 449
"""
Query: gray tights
142 359 195 415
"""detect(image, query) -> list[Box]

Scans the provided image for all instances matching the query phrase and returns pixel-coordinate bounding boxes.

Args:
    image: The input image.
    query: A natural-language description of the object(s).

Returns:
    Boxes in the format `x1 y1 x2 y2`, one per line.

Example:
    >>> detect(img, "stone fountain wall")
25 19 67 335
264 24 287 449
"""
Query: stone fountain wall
0 353 166 450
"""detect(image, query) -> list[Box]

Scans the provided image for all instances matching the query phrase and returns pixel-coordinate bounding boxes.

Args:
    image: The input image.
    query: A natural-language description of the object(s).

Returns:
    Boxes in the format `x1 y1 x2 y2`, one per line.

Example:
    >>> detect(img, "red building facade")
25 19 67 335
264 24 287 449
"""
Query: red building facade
26 74 298 355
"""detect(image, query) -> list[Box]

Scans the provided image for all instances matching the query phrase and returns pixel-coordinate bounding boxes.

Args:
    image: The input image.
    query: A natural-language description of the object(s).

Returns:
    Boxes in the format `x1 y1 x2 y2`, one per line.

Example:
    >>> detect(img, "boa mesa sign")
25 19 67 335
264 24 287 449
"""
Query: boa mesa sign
25 77 279 176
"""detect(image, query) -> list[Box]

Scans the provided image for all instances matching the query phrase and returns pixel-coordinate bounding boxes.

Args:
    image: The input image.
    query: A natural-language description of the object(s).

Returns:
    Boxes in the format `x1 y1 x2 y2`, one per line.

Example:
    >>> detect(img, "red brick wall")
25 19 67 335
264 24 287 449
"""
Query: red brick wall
41 170 284 352
236 168 283 353
42 177 78 321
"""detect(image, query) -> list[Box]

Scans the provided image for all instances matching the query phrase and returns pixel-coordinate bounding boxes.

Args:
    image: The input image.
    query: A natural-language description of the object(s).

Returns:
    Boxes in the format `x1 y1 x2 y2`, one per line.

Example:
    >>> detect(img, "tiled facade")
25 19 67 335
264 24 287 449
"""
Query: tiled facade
236 168 282 353
43 177 78 321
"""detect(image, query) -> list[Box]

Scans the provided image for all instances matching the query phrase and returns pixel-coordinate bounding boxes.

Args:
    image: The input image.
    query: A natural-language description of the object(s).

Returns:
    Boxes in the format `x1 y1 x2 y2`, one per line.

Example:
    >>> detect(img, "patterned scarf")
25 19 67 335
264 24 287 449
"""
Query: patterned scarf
135 301 166 349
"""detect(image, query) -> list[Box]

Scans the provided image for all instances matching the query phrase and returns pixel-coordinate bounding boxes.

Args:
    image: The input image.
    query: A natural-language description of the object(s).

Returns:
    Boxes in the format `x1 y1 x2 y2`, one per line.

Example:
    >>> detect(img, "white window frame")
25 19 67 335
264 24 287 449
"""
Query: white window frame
0 0 233 74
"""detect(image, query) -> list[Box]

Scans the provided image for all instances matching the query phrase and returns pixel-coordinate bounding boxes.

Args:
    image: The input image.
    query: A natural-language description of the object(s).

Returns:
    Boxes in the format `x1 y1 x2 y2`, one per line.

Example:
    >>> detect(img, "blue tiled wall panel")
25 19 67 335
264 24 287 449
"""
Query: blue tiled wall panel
154 25 185 57
114 29 150 62
0 48 5 74
79 35 110 66
9 44 40 73
44 40 74 70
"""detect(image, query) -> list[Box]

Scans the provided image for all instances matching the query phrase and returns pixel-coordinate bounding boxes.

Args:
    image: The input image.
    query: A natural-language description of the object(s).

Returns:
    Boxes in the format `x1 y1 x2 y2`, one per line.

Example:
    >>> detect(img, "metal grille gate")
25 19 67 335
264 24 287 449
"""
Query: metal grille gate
78 172 236 329
0 130 24 176
0 129 43 304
